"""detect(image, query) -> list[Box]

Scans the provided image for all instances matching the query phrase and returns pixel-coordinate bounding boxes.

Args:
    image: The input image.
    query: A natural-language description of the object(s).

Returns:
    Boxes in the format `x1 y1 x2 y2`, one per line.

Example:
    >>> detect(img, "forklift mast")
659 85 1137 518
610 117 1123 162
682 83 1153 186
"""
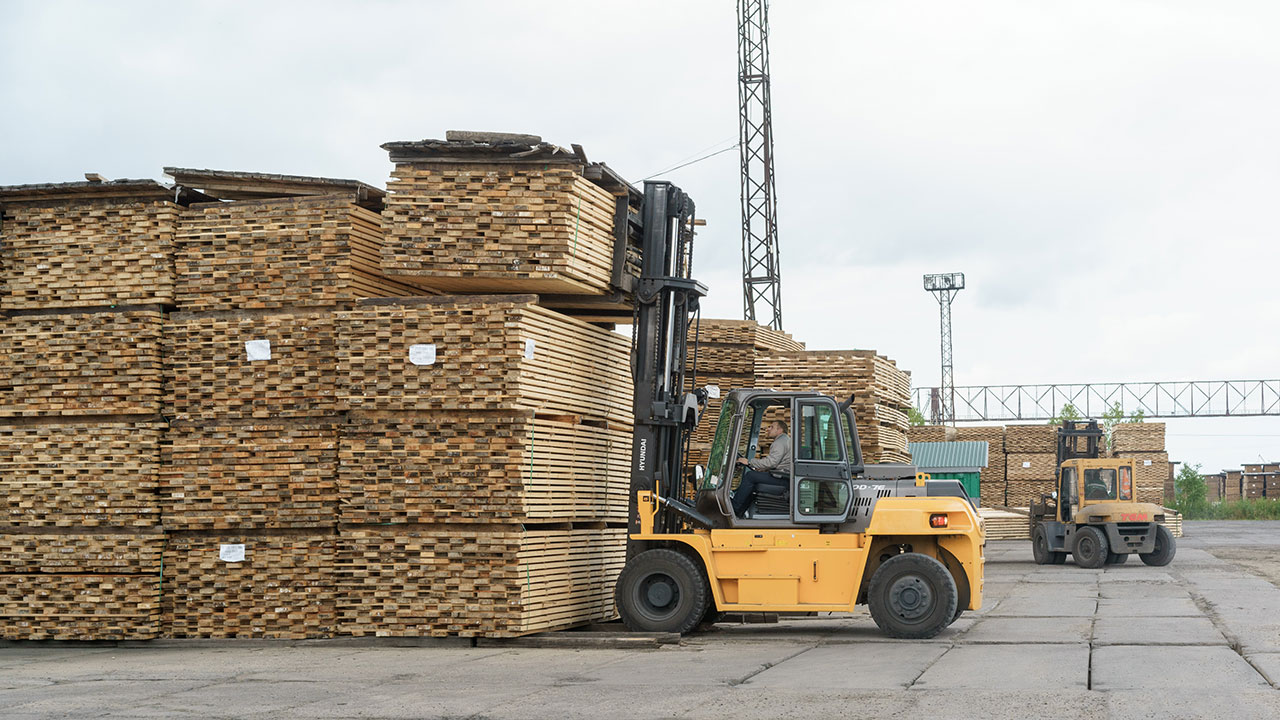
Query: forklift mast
1057 420 1104 467
628 181 708 551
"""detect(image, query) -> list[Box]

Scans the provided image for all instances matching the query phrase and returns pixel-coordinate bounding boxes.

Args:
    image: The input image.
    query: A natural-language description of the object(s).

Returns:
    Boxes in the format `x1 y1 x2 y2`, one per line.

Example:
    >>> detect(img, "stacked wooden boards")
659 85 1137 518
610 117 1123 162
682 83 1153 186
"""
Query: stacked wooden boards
956 426 1007 508
334 296 631 636
755 350 913 464
0 179 177 639
682 319 804 468
160 178 424 638
1004 425 1057 508
380 137 636 298
1113 423 1168 504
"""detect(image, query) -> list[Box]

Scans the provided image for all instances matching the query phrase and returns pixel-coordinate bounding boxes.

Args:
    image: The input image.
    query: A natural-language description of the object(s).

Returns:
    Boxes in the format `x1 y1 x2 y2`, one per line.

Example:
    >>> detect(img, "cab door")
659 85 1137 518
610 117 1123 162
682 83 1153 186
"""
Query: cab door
791 397 853 523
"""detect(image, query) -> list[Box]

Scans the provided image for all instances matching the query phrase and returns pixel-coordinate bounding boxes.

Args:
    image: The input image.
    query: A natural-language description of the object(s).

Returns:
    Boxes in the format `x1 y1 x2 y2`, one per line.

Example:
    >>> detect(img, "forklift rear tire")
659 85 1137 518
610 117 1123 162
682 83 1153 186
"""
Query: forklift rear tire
868 553 958 639
1072 526 1108 569
1140 525 1176 567
616 549 710 634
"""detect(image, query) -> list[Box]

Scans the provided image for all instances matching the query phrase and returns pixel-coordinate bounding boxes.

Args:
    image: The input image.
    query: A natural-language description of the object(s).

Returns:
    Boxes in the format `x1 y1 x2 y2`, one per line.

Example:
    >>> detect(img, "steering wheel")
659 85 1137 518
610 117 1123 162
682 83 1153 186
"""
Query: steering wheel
1084 482 1109 500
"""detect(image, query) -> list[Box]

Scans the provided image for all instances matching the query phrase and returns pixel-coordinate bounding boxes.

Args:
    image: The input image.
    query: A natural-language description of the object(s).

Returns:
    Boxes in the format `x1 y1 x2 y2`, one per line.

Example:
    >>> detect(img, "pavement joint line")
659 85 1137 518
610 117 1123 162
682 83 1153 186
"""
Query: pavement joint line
905 641 956 689
1178 569 1273 689
726 644 816 686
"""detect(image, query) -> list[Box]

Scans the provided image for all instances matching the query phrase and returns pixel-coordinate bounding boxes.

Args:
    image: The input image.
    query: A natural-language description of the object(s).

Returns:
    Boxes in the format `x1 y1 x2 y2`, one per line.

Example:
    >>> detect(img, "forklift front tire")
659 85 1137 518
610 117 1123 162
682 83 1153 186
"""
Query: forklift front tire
616 549 710 634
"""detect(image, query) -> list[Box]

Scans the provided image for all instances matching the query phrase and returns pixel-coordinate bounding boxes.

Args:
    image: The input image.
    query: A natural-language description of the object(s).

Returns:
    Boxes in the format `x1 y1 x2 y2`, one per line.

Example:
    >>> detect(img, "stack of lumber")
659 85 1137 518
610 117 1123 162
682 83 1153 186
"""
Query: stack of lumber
160 422 339 529
380 136 633 297
165 309 341 421
1243 464 1267 500
164 534 336 639
978 507 1031 541
1003 425 1057 507
0 310 165 416
0 532 162 640
0 421 164 527
175 194 423 311
1111 422 1166 453
1224 470 1243 501
1202 472 1224 502
161 168 420 637
0 182 181 308
683 319 805 467
339 412 628 524
1265 464 1280 499
1113 423 1168 504
0 179 177 640
334 294 632 636
338 526 624 637
907 426 950 443
754 350 912 464
957 426 1007 508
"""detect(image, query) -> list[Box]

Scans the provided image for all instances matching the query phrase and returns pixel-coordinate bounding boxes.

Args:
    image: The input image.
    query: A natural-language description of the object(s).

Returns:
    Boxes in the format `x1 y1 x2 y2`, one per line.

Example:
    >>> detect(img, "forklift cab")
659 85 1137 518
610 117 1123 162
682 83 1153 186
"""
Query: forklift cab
695 389 864 527
1056 458 1136 522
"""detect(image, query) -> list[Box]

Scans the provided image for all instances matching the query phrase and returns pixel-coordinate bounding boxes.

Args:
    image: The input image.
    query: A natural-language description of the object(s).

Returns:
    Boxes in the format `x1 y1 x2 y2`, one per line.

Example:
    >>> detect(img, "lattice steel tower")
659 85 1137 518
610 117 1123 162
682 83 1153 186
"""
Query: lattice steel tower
738 0 783 330
924 273 965 424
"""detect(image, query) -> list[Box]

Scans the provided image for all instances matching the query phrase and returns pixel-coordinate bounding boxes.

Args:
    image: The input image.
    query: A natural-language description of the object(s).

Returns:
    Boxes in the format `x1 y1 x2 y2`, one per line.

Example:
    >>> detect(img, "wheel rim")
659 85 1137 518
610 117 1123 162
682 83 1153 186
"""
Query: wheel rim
888 574 935 622
636 572 680 620
1079 535 1097 560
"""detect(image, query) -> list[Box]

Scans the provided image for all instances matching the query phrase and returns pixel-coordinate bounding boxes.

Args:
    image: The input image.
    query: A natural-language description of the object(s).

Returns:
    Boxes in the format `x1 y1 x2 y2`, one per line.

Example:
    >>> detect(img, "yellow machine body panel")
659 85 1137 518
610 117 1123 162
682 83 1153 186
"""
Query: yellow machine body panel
632 493 984 613
1060 457 1166 524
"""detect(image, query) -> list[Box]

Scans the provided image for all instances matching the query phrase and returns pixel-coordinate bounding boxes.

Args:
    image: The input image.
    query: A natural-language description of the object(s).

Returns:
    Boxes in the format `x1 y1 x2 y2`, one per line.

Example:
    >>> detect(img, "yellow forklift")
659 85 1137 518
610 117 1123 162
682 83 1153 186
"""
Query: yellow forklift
613 181 984 639
1029 420 1175 568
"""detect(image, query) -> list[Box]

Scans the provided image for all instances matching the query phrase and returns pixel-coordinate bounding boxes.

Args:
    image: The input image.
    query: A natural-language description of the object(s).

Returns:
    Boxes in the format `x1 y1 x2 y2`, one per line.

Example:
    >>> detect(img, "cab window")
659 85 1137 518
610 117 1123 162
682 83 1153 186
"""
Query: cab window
1063 466 1078 506
1084 468 1118 500
1118 465 1133 501
842 408 863 467
797 402 842 462
700 395 736 491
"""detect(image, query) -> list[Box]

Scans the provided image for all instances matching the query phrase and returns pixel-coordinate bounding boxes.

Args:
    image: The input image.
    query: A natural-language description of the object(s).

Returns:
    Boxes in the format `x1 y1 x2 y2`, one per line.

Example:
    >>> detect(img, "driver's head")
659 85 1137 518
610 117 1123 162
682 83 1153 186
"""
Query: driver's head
769 420 787 438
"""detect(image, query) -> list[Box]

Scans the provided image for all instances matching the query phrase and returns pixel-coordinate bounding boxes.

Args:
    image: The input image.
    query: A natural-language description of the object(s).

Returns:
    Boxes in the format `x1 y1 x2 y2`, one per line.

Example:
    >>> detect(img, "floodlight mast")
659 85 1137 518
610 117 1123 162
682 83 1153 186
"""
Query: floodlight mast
923 273 965 425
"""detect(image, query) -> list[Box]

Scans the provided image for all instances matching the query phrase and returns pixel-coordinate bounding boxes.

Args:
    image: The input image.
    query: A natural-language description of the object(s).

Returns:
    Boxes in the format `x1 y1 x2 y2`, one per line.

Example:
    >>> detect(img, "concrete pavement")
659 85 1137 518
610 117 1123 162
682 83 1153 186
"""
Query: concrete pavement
5 521 1280 718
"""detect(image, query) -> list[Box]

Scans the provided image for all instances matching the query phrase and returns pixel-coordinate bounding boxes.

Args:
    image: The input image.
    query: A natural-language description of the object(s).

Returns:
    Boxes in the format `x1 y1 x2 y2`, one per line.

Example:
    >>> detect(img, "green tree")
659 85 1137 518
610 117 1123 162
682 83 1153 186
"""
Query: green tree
1101 402 1125 451
1048 403 1082 425
1126 409 1145 423
907 405 927 427
1173 464 1208 518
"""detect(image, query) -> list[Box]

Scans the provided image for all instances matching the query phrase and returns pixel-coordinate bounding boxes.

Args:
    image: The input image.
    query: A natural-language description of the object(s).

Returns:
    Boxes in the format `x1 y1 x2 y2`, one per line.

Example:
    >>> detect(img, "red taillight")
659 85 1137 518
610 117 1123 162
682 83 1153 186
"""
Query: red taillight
930 513 948 529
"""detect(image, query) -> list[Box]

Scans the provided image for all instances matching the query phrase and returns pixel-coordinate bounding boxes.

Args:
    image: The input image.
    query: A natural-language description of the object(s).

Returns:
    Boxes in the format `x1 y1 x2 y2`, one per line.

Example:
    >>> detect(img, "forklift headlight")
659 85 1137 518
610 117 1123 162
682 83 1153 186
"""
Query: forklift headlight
929 513 948 529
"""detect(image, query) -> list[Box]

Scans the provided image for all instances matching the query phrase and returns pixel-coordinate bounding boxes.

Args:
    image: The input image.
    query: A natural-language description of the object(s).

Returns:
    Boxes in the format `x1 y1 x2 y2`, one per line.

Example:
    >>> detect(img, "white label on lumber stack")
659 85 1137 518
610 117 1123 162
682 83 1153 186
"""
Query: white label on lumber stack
1144 460 1153 466
1022 461 1031 468
244 339 272 362
524 339 536 360
219 544 246 562
408 344 437 366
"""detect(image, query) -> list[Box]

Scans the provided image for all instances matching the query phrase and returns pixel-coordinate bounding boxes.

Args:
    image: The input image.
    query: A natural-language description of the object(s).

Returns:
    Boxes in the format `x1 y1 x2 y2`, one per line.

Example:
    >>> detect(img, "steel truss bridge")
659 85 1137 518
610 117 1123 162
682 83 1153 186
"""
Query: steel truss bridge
912 380 1280 422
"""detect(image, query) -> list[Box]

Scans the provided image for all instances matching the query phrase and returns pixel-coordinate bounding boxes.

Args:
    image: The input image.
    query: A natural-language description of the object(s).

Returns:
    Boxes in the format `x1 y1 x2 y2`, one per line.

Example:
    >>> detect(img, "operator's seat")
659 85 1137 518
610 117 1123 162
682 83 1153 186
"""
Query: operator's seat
752 475 791 516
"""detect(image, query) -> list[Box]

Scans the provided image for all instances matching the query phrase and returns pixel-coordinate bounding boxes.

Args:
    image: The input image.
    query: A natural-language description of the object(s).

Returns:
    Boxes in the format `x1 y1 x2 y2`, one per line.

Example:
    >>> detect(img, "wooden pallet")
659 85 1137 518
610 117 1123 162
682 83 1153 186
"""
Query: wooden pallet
164 533 336 639
336 296 632 424
381 163 624 295
0 198 179 309
336 525 625 638
0 310 164 416
166 309 340 421
176 195 428 311
1112 423 1166 453
339 411 630 525
0 420 163 527
161 422 339 529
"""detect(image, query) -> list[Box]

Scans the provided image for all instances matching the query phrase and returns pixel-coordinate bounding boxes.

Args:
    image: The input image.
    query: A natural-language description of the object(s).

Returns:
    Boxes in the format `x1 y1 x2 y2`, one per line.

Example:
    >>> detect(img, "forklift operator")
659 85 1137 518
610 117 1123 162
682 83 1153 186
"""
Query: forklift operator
731 420 792 516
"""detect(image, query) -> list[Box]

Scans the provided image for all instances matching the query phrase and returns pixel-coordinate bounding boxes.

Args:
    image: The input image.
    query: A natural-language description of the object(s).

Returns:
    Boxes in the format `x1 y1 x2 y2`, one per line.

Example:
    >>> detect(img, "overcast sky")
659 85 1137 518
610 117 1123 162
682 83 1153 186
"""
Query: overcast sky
3 0 1278 474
